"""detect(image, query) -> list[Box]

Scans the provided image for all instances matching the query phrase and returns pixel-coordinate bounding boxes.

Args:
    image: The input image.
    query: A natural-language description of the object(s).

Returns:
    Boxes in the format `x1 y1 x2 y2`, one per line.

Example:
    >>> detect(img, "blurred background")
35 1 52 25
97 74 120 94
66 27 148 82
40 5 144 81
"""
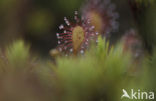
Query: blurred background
0 0 156 101
0 0 134 57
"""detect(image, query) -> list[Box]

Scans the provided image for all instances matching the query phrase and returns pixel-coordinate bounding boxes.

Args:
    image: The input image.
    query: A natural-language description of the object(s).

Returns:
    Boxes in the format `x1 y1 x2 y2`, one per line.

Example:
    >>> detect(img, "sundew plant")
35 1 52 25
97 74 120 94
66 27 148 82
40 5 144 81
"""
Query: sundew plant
0 0 156 101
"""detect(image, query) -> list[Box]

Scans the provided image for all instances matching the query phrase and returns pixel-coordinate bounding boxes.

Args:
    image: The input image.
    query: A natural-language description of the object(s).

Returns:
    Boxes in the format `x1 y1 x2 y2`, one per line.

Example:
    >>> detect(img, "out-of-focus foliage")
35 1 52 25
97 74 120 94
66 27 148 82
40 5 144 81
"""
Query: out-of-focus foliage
6 40 29 68
0 0 156 101
135 0 155 5
0 40 30 73
145 48 156 91
52 37 136 101
0 40 54 101
144 5 156 47
27 9 54 36
0 38 155 101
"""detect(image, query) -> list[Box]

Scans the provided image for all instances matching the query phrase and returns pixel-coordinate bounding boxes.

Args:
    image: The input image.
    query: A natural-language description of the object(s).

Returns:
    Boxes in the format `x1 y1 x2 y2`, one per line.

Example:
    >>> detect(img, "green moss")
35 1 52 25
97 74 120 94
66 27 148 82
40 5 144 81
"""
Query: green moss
53 36 134 101
0 37 154 101
6 40 29 68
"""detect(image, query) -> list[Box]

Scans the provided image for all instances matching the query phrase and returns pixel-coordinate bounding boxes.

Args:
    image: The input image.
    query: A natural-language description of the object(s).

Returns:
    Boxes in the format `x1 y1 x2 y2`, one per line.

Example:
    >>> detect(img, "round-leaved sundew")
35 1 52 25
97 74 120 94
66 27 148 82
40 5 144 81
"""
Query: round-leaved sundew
56 11 98 55
81 0 119 37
